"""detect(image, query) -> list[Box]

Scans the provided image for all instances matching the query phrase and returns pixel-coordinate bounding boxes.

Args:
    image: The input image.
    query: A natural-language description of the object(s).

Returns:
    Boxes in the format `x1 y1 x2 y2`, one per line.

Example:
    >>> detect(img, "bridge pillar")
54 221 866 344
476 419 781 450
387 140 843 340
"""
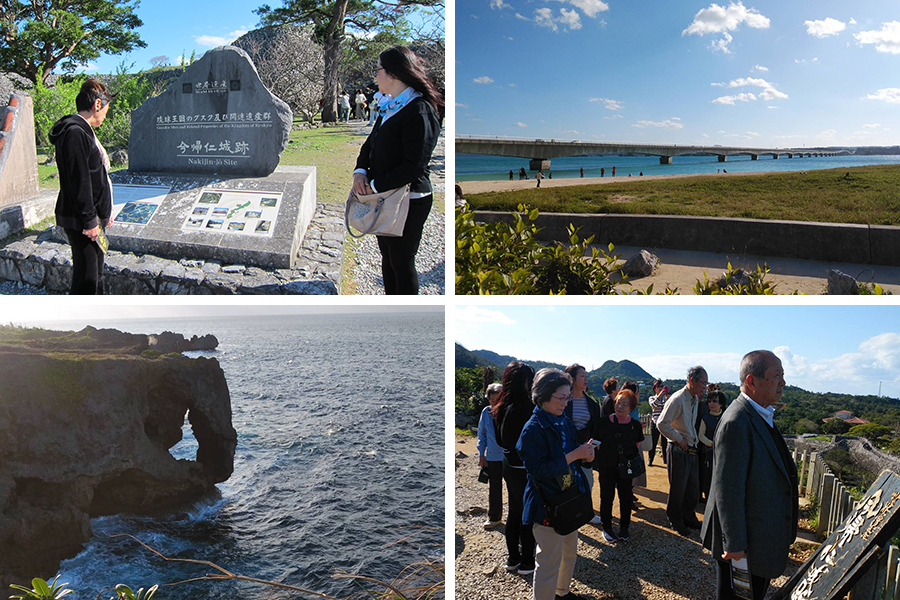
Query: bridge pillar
750 154 758 161
718 155 726 162
529 159 550 171
773 154 779 159
788 153 794 158
659 156 672 165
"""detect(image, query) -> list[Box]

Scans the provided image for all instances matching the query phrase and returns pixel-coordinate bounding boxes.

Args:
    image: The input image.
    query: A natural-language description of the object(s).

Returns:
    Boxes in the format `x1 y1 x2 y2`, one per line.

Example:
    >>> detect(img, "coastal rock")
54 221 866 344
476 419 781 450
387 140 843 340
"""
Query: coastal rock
716 268 752 289
827 269 859 295
622 249 659 278
0 328 236 587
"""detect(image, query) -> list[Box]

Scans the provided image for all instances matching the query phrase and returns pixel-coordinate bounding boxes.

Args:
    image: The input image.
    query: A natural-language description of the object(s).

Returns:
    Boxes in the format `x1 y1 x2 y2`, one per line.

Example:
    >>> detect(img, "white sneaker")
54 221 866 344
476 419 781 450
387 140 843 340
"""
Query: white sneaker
602 528 617 543
590 515 602 525
483 519 502 529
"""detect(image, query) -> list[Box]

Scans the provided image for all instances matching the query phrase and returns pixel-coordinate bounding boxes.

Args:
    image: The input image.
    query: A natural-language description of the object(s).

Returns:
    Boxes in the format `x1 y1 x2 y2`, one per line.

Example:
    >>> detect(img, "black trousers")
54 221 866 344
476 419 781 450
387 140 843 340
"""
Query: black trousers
649 421 668 464
502 463 535 568
598 466 634 530
666 445 700 527
715 559 770 600
486 460 503 522
376 195 432 295
65 228 104 295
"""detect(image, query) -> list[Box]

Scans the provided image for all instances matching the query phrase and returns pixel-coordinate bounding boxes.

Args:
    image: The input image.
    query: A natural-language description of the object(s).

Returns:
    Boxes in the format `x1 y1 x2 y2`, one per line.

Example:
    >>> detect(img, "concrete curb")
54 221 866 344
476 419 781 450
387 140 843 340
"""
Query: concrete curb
473 211 900 267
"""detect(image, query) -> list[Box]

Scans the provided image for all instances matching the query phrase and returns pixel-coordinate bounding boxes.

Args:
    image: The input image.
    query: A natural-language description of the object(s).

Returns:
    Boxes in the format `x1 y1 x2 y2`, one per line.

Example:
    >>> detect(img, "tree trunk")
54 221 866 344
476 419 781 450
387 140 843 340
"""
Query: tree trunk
320 0 349 123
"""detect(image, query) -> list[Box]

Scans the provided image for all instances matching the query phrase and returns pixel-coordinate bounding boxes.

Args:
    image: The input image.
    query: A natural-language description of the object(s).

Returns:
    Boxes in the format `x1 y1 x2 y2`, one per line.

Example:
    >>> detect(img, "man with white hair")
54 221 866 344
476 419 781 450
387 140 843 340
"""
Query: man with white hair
701 350 798 600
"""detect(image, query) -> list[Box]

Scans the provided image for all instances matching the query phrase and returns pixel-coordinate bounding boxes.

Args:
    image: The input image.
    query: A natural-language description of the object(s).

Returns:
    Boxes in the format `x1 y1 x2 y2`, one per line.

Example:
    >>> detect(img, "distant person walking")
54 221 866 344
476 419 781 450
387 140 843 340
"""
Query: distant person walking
510 170 514 180
601 167 605 177
354 89 366 120
536 171 545 188
701 351 798 600
580 167 584 178
612 166 616 176
478 383 505 529
658 365 707 536
368 91 383 126
339 91 351 122
50 78 114 295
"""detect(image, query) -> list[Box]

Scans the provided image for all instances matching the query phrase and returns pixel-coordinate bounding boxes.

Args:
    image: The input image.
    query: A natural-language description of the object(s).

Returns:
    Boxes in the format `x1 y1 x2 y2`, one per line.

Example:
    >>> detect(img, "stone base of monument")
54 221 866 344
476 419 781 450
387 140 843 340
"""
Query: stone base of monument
108 165 315 270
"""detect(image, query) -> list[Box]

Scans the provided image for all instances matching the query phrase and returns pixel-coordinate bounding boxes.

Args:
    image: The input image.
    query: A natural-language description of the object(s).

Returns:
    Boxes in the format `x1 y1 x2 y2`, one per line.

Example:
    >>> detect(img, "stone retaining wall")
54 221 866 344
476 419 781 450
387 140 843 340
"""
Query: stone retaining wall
474 211 900 267
0 202 344 294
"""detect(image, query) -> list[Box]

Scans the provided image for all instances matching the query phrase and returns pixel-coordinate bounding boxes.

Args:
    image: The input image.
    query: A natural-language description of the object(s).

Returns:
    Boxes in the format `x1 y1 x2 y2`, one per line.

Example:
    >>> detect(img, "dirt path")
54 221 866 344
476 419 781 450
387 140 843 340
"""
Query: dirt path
455 435 803 599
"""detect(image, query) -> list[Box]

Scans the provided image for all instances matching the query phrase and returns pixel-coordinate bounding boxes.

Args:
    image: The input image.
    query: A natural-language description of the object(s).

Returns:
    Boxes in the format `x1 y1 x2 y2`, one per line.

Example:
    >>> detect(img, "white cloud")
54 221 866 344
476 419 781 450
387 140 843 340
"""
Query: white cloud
805 17 846 38
866 88 900 104
794 57 818 64
515 13 529 20
490 0 511 8
568 0 608 18
456 307 517 330
535 7 558 30
509 83 517 87
712 92 757 104
456 103 469 108
590 97 623 110
559 8 583 29
604 114 624 120
473 76 495 84
516 122 528 127
701 133 710 138
711 82 727 87
816 129 837 140
633 119 685 129
195 29 247 47
863 123 881 128
634 352 743 386
793 334 900 393
767 105 778 109
855 22 900 54
850 18 857 25
683 2 770 53
751 64 768 72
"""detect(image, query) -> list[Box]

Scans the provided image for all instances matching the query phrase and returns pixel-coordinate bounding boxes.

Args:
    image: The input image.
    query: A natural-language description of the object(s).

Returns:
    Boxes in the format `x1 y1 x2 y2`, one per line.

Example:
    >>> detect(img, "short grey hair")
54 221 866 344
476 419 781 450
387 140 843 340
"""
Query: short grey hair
740 350 776 386
531 368 573 406
485 383 502 398
687 365 707 383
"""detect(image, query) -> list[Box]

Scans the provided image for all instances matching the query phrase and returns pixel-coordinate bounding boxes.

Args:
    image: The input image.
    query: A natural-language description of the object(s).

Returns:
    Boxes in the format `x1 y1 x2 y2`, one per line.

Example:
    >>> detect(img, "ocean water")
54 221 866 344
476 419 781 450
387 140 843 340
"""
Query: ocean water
456 152 900 181
45 312 444 599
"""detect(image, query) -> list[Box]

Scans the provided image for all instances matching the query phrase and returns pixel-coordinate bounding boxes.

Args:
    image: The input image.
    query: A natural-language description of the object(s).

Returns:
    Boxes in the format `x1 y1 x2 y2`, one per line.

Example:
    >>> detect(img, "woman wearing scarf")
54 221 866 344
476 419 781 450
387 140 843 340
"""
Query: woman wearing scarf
517 368 595 600
351 46 442 294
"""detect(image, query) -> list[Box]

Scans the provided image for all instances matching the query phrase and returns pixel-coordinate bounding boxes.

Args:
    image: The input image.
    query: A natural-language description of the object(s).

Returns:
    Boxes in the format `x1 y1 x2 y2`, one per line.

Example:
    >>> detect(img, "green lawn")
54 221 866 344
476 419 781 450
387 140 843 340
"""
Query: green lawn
464 164 900 226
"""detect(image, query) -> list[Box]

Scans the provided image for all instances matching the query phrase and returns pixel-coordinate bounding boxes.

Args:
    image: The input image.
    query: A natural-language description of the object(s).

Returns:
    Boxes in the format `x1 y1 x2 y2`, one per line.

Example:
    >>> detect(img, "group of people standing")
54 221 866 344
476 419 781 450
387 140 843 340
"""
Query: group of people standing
476 351 798 600
339 88 383 124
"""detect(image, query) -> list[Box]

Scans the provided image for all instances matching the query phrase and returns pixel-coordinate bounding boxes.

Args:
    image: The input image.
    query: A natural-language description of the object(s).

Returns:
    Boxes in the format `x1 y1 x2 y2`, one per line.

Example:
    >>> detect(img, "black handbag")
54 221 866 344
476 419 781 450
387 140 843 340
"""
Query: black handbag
535 467 594 535
615 416 646 479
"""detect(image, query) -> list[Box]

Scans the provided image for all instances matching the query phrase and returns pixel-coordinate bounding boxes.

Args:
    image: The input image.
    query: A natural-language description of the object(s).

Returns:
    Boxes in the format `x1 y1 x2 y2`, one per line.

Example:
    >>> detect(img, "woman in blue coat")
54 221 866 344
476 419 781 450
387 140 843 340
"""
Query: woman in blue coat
517 368 595 600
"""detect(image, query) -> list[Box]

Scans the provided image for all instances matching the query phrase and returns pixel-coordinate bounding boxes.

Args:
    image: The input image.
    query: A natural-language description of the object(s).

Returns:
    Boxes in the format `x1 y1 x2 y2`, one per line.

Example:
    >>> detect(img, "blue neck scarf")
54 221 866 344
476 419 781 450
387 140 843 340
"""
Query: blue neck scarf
378 86 422 124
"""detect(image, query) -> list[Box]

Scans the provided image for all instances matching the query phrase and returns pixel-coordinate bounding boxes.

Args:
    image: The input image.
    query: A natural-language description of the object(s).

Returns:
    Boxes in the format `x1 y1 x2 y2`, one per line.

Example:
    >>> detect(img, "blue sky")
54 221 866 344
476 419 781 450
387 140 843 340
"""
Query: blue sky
456 0 900 147
455 305 900 397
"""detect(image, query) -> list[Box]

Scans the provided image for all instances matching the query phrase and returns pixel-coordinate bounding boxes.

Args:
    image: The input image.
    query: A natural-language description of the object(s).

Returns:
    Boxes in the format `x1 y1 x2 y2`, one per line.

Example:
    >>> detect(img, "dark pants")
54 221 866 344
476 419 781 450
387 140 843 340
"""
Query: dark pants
700 445 714 500
486 460 503 522
502 463 535 568
715 559 770 600
649 421 668 464
598 466 633 531
65 228 104 295
376 195 432 295
666 445 700 528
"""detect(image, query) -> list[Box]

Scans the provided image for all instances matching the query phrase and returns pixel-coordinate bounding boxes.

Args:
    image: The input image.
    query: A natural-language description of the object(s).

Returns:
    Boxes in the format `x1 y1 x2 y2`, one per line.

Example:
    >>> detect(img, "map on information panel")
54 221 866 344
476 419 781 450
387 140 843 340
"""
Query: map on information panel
182 188 281 237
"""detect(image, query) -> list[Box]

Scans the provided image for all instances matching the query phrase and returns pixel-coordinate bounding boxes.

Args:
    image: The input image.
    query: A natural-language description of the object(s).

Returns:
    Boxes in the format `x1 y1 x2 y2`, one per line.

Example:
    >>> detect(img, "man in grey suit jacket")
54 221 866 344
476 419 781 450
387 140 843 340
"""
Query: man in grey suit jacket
701 350 798 600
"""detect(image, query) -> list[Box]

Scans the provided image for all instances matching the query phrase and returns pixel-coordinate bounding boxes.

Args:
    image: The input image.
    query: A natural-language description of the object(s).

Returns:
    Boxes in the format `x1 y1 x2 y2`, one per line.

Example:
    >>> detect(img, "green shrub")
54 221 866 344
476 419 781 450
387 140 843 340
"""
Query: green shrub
822 418 852 435
455 203 625 295
9 576 72 600
95 63 158 151
31 71 84 158
692 263 787 295
140 349 162 359
847 423 893 441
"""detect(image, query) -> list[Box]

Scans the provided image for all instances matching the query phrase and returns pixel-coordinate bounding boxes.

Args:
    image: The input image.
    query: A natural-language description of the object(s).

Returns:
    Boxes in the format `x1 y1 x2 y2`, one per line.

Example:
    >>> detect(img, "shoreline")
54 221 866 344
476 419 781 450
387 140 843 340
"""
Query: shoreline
456 170 775 195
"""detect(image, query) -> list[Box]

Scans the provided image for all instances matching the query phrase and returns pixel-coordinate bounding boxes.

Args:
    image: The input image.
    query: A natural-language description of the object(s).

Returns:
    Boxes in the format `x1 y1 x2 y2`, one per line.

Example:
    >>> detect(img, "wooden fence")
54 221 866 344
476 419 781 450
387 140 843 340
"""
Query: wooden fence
793 448 900 600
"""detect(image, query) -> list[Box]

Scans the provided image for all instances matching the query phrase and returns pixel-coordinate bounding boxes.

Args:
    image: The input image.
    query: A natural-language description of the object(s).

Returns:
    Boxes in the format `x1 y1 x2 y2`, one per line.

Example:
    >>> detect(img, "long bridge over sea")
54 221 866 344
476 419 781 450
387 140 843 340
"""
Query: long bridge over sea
456 136 851 170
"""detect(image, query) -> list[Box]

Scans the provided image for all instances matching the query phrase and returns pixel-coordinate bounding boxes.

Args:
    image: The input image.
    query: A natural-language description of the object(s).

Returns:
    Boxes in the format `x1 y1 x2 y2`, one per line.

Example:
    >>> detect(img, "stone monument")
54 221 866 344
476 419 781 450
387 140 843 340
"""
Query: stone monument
129 46 292 176
112 45 316 269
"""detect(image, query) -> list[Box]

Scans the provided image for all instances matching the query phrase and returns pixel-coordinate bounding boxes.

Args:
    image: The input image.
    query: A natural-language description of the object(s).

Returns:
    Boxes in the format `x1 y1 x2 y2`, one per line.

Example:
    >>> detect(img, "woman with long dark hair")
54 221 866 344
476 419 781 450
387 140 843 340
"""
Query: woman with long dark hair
492 361 537 575
351 46 443 294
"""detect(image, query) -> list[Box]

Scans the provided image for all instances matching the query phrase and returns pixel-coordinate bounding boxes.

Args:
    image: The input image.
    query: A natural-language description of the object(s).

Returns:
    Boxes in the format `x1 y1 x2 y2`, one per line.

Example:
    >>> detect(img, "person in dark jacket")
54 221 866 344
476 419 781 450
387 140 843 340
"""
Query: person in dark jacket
352 46 442 294
593 389 644 542
517 368 595 600
49 78 113 295
493 361 537 575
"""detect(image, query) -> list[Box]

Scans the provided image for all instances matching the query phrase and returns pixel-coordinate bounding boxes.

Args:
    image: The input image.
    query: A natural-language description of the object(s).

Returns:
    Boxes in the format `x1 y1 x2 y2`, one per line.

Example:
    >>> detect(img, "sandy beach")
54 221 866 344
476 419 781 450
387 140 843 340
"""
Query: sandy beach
456 170 773 195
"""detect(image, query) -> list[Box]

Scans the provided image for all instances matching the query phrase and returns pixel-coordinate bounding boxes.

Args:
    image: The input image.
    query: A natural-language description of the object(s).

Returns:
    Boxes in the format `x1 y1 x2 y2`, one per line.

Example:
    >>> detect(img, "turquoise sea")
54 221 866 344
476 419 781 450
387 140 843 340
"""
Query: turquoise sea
456 153 900 181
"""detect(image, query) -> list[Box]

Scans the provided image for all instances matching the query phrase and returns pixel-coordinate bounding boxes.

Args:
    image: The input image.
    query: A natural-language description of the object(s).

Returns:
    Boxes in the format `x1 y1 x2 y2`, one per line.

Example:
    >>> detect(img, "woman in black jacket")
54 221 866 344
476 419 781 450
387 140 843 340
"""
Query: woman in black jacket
492 361 537 575
351 46 442 294
49 78 114 294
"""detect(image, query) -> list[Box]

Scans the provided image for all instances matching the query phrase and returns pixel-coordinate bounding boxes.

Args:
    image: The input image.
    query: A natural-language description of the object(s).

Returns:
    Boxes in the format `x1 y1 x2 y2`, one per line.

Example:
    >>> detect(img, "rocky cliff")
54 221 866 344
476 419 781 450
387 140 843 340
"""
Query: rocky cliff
0 327 237 587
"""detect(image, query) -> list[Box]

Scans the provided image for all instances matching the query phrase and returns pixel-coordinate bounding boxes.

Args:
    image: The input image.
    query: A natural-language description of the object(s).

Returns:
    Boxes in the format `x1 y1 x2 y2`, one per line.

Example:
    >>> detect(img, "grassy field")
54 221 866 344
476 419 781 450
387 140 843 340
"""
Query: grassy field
464 164 900 225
